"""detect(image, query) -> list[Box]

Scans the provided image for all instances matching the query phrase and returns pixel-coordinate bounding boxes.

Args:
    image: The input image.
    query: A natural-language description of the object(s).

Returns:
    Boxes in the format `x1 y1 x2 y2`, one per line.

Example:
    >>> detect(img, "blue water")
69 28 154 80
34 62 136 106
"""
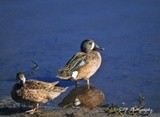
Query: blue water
0 0 160 112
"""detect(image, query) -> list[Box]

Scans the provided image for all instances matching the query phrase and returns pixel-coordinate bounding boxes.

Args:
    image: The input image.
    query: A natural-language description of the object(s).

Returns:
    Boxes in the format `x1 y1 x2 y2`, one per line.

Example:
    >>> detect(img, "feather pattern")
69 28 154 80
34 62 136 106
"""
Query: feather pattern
57 52 86 79
24 80 59 90
11 72 68 112
56 39 104 87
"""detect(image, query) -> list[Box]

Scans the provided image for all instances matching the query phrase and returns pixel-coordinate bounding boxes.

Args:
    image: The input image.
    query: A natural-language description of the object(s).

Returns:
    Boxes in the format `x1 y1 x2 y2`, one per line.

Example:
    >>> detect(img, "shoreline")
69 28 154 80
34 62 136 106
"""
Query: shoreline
0 107 159 117
0 98 158 117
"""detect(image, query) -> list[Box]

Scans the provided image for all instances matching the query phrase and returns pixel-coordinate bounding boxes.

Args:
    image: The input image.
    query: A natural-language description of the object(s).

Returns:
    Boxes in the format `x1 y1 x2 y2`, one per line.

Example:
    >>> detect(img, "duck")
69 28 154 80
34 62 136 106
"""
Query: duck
11 72 68 114
57 39 104 88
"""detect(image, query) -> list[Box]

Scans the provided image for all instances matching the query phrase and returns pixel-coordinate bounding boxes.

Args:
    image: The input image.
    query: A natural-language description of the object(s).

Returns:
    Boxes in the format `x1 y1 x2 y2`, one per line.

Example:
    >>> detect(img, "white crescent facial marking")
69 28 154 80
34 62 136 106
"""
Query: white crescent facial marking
72 71 78 79
21 76 26 84
91 42 95 50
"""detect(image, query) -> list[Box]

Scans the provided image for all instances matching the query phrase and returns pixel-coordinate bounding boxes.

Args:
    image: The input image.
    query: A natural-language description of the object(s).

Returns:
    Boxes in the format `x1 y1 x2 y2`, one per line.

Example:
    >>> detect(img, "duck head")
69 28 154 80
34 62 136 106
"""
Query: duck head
16 72 26 85
80 39 104 53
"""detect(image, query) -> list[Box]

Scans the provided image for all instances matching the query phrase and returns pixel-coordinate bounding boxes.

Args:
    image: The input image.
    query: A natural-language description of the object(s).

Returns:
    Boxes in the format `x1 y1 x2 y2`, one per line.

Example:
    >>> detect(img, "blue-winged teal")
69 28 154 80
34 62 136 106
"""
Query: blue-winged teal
11 72 68 114
57 39 104 88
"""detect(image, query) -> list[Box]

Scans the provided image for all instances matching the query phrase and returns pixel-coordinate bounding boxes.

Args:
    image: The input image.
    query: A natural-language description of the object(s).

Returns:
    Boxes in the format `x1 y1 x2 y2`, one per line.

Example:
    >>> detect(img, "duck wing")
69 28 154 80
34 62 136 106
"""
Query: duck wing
17 86 68 103
25 80 59 90
57 52 86 79
17 87 53 103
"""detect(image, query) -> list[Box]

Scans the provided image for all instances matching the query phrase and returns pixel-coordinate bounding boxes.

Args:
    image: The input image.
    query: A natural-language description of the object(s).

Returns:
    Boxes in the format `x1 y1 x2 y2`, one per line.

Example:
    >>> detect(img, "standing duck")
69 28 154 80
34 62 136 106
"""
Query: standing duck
57 39 104 88
11 72 68 114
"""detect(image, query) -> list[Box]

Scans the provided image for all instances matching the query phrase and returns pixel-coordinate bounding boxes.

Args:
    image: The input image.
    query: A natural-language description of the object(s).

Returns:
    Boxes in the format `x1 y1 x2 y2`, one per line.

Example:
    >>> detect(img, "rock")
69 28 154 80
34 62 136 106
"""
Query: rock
59 85 105 108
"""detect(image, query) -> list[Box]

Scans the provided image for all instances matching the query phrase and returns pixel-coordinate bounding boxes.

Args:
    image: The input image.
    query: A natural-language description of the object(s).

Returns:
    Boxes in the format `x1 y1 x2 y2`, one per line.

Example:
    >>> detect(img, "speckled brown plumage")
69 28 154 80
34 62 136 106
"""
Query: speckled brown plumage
11 72 68 114
24 80 59 90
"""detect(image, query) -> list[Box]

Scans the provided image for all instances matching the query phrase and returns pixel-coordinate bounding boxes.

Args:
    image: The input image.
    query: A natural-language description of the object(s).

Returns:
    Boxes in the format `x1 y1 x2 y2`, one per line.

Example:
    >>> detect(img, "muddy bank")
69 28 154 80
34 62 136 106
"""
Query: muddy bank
0 98 157 117
0 106 159 117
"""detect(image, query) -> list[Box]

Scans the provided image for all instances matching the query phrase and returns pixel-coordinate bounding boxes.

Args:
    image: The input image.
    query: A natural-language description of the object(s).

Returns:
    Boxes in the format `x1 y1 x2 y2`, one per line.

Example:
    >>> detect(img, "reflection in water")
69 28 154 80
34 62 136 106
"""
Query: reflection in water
59 85 105 108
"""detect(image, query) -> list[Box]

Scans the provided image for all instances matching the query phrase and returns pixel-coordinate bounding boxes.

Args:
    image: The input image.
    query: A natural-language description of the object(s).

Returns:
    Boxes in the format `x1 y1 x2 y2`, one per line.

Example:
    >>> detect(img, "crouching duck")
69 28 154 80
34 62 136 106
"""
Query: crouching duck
11 72 68 114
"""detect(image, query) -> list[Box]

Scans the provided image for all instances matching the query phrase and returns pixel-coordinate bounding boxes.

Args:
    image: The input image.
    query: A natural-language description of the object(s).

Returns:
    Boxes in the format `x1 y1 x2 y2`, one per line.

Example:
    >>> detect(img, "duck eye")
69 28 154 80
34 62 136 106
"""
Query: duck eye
89 42 92 45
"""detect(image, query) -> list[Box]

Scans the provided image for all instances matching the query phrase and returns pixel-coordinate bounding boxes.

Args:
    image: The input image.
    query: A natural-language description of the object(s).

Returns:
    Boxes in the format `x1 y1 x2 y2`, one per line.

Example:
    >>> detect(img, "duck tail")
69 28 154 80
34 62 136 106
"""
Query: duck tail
49 87 68 100
56 70 72 80
62 87 68 92
51 81 59 86
56 75 71 80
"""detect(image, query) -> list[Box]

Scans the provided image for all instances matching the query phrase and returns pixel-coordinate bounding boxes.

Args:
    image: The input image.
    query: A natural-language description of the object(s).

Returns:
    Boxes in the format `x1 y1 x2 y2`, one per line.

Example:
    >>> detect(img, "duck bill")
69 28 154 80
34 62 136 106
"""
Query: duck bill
94 44 105 51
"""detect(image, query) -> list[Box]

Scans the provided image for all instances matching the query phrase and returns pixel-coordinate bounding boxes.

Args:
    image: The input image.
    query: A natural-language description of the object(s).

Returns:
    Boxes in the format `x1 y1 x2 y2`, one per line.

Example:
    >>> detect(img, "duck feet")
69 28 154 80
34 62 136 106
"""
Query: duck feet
26 103 40 114
26 108 39 114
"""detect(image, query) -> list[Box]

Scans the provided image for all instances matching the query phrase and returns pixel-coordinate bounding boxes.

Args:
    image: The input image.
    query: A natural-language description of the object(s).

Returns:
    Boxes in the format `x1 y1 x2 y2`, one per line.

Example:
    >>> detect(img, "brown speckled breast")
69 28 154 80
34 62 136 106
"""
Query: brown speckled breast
76 51 102 80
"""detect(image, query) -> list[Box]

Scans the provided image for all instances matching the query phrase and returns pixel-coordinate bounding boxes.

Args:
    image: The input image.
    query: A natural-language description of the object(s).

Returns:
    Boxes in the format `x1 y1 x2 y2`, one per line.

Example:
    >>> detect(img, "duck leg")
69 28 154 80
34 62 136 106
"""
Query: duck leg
26 103 39 114
34 103 40 111
19 103 24 108
86 79 90 90
74 81 78 87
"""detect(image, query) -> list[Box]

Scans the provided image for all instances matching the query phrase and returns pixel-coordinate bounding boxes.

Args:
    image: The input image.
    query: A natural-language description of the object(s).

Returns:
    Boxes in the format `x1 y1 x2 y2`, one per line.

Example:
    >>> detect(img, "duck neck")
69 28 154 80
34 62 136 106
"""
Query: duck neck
81 49 91 53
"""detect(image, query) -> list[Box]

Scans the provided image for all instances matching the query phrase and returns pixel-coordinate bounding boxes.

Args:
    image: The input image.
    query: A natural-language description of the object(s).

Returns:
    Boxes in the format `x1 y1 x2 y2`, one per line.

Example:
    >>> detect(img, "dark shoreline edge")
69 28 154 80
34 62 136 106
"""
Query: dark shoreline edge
0 97 157 117
0 107 159 117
